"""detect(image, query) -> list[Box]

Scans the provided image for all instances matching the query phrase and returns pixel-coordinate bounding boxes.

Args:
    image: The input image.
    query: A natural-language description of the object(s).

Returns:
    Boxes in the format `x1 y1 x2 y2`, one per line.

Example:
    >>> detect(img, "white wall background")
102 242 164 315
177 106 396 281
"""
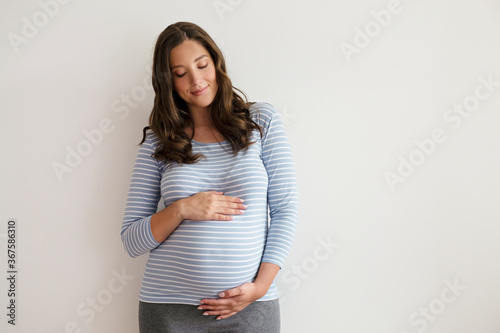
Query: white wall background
1 0 500 332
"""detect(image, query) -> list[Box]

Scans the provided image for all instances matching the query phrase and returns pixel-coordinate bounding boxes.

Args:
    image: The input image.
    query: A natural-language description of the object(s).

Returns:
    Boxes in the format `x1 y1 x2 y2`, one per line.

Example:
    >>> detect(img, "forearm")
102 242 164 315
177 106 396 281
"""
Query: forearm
151 192 245 243
253 262 280 297
150 200 185 243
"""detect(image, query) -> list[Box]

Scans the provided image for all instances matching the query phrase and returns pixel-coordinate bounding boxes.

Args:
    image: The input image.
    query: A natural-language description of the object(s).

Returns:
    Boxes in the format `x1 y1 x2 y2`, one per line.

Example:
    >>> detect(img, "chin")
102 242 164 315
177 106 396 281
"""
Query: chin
198 96 217 107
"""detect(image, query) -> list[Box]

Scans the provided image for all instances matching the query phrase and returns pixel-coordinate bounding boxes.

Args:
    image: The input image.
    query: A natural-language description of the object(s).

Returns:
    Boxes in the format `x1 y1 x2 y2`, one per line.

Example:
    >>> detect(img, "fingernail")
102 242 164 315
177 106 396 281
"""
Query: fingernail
239 199 244 203
218 292 225 297
241 204 247 209
216 317 221 320
239 210 245 214
197 306 203 310
203 313 209 316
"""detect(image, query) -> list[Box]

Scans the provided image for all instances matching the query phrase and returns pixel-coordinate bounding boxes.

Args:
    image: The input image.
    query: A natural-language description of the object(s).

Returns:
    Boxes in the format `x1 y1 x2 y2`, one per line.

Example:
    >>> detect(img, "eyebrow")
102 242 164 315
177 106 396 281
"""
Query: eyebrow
171 54 209 70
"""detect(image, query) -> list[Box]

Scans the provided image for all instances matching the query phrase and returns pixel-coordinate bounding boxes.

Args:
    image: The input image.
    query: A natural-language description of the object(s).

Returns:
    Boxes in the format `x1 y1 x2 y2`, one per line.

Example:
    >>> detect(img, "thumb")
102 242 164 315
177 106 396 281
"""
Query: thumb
218 286 242 298
208 191 224 195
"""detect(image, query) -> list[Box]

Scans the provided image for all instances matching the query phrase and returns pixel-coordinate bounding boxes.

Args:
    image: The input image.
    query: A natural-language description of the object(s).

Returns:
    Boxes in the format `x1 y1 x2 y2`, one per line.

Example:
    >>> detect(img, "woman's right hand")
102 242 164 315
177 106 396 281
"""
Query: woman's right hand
178 191 246 221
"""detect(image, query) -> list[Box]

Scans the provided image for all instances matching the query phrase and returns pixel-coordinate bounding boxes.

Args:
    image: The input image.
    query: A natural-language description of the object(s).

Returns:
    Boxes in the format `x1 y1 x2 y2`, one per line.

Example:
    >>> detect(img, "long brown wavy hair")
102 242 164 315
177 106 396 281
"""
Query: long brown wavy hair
140 21 262 164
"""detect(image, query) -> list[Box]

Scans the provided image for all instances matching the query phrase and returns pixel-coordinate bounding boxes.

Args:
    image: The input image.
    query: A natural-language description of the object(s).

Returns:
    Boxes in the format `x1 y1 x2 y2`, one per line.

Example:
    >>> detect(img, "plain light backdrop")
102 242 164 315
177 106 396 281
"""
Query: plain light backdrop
1 0 500 332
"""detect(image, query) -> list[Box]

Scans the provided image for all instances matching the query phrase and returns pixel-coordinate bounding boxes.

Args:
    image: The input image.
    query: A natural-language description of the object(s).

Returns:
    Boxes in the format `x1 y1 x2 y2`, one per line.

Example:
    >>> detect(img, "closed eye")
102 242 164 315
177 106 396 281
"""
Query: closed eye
174 64 207 78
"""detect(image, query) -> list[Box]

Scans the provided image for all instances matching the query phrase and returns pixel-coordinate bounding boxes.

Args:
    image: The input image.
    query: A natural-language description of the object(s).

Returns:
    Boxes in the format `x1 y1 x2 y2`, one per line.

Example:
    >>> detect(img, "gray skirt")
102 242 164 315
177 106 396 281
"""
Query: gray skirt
139 299 280 333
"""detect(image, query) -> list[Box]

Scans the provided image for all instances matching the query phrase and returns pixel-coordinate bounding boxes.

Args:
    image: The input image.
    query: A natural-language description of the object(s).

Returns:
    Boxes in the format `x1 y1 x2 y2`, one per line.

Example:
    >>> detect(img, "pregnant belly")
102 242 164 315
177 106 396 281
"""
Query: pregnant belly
144 219 266 299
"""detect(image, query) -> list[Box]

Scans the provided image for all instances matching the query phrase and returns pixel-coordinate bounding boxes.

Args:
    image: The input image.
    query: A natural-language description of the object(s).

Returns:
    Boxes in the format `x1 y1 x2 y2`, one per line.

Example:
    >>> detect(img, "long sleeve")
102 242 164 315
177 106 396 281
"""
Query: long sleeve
120 131 162 258
256 103 299 268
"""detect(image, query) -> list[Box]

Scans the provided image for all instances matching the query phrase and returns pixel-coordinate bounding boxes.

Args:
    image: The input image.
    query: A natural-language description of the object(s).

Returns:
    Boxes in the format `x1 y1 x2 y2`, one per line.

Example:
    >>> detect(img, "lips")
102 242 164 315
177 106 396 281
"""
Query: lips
191 86 208 96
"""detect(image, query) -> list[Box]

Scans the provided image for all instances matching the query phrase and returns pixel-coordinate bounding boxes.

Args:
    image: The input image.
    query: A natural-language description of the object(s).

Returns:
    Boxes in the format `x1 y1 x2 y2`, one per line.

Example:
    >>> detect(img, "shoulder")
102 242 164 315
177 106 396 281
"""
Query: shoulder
138 128 167 169
249 102 281 130
141 128 160 149
138 129 162 164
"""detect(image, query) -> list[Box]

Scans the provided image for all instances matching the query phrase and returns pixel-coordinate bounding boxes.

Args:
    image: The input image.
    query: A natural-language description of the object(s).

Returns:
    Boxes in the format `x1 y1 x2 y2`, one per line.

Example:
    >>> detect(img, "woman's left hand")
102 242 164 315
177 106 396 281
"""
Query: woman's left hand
198 282 265 320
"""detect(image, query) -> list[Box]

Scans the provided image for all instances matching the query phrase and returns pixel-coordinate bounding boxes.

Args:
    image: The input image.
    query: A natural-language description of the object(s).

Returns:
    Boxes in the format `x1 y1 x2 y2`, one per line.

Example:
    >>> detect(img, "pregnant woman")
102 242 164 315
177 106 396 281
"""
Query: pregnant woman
121 22 298 333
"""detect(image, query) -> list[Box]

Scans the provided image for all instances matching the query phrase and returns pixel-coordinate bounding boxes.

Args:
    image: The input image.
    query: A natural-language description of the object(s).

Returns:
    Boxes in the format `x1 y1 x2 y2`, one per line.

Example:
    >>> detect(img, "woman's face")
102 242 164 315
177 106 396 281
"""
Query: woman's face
170 40 218 113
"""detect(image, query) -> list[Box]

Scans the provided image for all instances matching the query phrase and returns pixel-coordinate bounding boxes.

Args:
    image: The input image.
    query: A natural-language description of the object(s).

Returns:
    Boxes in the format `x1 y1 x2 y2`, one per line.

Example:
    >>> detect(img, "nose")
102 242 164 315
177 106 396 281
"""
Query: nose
189 71 203 86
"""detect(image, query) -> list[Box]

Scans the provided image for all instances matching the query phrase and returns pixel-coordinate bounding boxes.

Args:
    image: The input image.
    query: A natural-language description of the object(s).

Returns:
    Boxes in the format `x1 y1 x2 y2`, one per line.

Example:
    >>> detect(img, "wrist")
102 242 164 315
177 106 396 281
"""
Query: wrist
173 198 186 220
252 279 271 298
252 262 280 299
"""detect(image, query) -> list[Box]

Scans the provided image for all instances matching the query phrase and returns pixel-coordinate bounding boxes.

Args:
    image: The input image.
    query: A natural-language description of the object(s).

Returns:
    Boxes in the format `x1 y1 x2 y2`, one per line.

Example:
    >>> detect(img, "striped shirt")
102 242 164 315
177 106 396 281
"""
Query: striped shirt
121 102 298 304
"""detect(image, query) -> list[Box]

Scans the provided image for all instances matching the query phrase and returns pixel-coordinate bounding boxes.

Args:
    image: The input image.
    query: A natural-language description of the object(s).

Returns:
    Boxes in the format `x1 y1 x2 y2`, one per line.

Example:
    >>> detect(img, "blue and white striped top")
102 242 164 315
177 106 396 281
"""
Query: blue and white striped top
121 102 298 304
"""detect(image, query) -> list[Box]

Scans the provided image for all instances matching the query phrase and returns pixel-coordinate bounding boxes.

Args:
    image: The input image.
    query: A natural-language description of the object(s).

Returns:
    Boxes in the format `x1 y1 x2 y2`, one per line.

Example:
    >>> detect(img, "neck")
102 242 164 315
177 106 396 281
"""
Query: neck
189 106 212 127
185 105 225 142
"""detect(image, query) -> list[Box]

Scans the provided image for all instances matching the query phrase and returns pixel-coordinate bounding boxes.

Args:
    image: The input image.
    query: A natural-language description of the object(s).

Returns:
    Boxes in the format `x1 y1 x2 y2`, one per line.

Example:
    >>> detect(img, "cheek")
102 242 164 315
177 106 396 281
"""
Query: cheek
207 67 217 83
173 79 186 95
207 70 218 95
